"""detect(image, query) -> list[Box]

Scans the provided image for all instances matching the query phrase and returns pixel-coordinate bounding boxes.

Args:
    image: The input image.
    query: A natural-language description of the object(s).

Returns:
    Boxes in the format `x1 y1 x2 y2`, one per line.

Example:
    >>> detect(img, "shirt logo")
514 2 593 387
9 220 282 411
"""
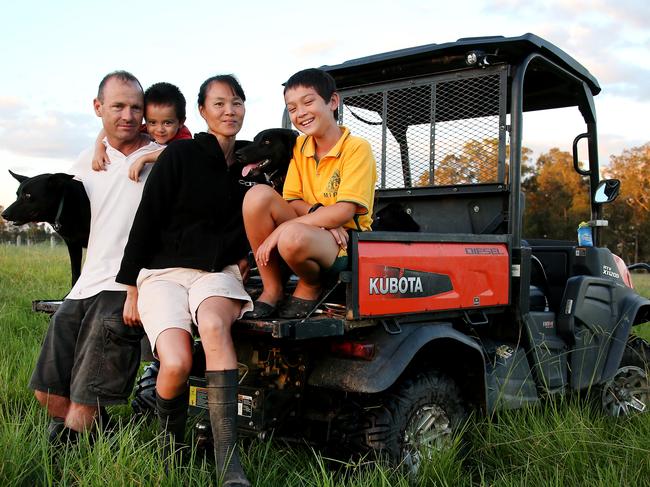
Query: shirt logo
324 169 340 198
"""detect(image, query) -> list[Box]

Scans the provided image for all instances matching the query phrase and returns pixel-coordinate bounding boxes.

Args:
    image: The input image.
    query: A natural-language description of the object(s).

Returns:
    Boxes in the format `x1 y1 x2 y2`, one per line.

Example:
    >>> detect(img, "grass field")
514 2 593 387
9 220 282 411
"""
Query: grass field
1 244 648 486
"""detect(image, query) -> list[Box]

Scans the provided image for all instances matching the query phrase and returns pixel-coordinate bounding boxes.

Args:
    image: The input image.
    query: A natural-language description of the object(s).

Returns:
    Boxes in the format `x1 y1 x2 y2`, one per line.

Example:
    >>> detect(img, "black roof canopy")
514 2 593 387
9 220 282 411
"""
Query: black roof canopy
320 33 600 113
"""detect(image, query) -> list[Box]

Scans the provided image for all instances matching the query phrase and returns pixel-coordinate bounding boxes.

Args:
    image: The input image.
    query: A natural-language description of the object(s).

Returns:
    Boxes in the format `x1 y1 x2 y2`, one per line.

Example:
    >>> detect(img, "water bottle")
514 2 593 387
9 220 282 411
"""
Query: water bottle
577 221 593 247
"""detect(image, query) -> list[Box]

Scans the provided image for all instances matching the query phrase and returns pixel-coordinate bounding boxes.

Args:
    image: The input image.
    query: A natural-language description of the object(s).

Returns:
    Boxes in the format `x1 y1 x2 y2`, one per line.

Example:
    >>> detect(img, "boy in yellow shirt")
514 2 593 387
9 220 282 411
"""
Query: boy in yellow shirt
243 68 376 319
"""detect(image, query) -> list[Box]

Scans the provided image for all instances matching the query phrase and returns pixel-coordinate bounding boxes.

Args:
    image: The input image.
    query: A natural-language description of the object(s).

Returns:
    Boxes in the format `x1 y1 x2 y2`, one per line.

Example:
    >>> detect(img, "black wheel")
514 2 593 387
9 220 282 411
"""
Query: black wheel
346 370 467 474
131 360 159 417
601 336 650 417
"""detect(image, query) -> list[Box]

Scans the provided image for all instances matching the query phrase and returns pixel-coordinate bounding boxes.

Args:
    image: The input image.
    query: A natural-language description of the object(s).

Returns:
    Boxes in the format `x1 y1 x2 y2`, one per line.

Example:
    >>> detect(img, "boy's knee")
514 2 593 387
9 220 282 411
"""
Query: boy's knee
243 184 278 214
278 223 311 258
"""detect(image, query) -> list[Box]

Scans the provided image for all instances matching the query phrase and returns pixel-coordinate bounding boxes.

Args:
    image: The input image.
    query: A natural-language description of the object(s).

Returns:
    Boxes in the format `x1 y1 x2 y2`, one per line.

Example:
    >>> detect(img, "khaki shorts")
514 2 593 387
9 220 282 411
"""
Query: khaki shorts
136 266 253 355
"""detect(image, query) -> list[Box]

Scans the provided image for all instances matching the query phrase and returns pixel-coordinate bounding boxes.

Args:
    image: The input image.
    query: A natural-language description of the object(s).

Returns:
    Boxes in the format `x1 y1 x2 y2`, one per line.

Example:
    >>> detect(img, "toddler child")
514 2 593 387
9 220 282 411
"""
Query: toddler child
92 82 191 181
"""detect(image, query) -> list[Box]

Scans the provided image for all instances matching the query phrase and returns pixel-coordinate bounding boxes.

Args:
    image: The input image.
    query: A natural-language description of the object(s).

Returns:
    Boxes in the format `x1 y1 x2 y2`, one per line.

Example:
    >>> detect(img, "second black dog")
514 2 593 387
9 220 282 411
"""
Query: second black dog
373 202 421 232
234 128 298 193
2 170 90 287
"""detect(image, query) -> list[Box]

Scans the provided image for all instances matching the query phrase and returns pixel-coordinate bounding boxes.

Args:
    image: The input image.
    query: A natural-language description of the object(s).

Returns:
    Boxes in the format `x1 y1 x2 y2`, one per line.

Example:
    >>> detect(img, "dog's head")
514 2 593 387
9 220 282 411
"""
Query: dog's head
235 128 298 183
2 170 74 225
373 203 420 232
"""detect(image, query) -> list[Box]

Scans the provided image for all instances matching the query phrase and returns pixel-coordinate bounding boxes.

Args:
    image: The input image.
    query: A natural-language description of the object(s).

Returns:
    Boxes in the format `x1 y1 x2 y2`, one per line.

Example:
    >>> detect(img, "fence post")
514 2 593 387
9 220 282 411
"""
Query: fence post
16 235 22 246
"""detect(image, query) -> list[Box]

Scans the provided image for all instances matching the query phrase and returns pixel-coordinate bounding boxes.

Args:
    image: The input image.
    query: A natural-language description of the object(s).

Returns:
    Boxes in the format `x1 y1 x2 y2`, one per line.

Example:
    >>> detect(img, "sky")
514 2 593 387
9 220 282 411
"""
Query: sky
1 0 649 209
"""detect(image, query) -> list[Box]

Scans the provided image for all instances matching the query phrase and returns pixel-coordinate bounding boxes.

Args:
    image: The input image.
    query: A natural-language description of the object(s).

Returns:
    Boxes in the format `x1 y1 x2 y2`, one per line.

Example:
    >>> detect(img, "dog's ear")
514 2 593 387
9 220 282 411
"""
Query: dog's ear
48 173 75 188
8 170 29 183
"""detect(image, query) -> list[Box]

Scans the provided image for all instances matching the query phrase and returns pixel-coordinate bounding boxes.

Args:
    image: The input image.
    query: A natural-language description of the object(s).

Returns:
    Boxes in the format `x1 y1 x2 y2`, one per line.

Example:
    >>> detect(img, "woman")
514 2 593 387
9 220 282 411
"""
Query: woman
116 75 252 486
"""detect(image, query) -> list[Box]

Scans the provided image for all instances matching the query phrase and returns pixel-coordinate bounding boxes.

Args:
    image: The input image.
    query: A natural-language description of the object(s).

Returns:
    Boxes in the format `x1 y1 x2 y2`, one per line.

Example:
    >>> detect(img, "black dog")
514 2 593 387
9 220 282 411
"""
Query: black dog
235 128 298 193
2 170 90 287
373 202 421 232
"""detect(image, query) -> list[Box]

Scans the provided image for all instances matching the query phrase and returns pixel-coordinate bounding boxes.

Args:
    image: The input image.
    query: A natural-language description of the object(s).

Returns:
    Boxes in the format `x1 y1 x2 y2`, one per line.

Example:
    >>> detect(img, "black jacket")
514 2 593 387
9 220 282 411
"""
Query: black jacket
116 132 250 285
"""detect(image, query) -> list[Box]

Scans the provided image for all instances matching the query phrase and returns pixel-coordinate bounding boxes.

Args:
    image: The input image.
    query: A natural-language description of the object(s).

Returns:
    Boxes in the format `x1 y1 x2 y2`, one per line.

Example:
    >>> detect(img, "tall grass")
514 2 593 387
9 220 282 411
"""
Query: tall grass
1 244 649 486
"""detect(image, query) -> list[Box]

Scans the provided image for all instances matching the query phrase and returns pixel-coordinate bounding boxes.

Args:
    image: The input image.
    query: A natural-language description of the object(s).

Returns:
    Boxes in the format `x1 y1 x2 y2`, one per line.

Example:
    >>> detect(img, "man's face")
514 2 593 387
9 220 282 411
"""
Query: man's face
93 78 144 144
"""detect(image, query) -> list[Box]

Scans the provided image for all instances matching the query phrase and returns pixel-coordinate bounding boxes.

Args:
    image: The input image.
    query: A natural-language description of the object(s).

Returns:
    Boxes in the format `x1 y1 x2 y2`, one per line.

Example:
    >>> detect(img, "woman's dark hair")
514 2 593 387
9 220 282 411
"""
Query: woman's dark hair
144 82 186 121
283 68 337 102
197 74 246 107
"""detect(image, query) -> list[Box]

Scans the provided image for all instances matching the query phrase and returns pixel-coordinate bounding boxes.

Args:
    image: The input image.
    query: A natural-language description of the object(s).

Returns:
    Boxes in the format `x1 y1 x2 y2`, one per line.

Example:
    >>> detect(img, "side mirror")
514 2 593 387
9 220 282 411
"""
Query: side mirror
593 179 620 204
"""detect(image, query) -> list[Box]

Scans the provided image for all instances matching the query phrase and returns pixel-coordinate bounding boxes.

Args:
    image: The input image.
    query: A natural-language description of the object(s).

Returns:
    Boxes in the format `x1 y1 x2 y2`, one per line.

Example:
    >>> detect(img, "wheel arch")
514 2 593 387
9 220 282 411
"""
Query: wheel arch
307 322 487 410
602 293 650 382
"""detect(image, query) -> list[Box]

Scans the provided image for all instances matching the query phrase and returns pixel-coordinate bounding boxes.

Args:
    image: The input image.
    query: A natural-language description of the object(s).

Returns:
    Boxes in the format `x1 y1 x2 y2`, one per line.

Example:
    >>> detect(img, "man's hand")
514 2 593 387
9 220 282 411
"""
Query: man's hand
123 285 142 326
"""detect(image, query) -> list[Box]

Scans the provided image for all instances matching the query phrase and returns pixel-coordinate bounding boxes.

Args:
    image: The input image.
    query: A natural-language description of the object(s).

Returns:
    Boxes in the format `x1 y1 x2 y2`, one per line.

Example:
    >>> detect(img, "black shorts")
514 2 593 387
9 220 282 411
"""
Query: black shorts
29 291 144 406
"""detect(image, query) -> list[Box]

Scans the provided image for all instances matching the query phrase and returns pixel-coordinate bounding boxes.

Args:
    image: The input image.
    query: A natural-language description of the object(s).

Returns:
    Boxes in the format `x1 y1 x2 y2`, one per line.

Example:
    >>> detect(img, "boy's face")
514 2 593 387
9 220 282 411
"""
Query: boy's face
284 85 338 137
145 103 182 145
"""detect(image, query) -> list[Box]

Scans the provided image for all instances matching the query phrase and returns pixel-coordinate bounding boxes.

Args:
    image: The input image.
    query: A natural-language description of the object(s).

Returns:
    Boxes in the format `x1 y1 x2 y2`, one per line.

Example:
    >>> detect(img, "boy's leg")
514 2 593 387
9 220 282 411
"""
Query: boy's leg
243 185 298 306
277 223 340 300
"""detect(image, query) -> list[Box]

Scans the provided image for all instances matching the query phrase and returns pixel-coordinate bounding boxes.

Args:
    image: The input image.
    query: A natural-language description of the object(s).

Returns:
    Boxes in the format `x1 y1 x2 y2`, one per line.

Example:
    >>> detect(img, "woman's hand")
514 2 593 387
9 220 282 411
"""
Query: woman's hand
237 256 250 282
123 285 142 326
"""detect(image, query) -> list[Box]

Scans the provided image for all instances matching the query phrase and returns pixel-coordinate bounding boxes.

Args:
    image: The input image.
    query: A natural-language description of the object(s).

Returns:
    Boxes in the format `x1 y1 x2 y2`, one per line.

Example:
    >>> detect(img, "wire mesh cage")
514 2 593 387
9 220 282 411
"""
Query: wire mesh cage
339 66 507 189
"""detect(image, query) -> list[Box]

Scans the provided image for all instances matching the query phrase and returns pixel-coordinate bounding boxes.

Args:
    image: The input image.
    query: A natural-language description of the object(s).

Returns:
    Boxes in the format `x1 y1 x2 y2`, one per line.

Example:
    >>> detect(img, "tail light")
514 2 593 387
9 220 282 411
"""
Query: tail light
330 341 376 360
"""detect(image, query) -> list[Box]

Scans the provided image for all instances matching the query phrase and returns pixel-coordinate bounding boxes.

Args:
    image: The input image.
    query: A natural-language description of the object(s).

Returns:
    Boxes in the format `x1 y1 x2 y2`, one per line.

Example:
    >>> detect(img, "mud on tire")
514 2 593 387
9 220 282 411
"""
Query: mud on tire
344 370 467 473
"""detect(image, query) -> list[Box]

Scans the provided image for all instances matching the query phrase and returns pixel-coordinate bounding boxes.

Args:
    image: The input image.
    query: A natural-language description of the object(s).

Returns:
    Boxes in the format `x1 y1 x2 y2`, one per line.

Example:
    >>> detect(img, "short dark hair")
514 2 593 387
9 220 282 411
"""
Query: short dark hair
197 74 246 107
97 70 143 102
144 82 186 121
283 68 337 103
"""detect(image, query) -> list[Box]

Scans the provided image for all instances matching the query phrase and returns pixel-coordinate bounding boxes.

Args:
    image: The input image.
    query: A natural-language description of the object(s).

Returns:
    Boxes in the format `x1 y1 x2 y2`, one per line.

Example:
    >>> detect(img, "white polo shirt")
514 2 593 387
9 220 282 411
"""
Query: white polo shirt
66 138 164 300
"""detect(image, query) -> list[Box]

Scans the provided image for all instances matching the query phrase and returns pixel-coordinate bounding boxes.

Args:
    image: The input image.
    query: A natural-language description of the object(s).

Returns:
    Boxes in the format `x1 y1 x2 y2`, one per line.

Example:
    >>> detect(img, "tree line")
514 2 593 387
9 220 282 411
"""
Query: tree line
1 141 648 262
415 139 649 264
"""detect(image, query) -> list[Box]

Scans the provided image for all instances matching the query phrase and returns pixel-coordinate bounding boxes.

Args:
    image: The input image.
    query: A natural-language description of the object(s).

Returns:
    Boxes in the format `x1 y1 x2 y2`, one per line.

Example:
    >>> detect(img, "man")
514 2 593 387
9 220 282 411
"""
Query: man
29 71 164 442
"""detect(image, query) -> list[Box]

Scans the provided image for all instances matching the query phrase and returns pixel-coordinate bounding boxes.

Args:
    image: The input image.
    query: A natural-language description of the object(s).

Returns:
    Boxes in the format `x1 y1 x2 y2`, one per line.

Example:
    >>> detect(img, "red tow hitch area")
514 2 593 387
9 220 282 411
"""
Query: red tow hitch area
357 241 510 317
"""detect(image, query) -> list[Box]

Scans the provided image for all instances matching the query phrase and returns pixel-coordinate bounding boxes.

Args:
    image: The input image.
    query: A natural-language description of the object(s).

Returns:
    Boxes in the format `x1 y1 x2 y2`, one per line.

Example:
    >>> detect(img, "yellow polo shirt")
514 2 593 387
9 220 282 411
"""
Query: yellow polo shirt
283 126 377 231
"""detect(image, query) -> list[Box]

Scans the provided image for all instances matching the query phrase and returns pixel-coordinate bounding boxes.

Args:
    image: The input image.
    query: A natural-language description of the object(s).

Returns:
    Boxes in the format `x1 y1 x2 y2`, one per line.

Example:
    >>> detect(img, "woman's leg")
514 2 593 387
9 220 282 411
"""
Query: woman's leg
155 328 193 398
154 328 193 447
196 296 250 486
243 184 298 306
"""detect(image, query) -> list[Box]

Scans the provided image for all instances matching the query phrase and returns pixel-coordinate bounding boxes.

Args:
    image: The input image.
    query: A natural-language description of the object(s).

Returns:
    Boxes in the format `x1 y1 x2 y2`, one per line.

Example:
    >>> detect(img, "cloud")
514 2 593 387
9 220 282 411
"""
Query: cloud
0 102 97 159
0 97 28 118
484 0 650 100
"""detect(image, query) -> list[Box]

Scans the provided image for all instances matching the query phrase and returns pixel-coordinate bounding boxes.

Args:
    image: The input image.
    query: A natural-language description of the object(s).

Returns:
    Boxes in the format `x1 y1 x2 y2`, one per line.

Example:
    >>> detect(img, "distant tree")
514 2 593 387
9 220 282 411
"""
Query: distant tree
523 148 590 241
416 138 532 186
602 143 650 263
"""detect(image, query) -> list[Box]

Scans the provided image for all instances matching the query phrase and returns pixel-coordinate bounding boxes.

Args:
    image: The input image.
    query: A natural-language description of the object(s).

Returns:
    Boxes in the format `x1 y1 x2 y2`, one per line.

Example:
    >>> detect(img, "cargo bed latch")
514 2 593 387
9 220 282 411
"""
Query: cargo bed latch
381 318 402 335
463 310 489 327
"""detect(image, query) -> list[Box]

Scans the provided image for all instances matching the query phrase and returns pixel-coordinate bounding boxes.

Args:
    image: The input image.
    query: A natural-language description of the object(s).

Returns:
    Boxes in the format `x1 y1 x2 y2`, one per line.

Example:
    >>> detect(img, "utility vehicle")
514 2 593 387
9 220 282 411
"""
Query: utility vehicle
184 33 650 469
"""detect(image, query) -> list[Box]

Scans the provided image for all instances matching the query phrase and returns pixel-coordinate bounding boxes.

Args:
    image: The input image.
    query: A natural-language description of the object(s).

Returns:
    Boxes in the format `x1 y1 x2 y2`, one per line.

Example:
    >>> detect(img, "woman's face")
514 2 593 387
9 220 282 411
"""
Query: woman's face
199 81 245 138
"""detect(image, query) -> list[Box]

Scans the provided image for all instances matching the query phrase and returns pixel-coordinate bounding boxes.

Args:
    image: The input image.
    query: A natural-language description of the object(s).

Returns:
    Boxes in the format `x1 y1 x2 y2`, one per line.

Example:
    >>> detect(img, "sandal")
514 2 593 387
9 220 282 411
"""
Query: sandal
278 296 319 319
242 301 276 319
